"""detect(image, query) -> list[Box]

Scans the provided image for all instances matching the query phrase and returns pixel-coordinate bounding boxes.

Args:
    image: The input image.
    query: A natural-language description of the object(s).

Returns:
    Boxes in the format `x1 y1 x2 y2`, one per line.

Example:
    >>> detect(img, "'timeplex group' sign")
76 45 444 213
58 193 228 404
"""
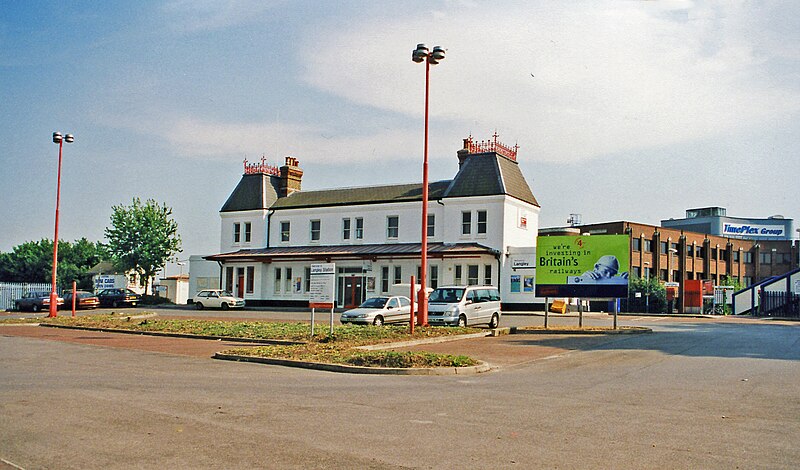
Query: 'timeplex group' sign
722 223 785 238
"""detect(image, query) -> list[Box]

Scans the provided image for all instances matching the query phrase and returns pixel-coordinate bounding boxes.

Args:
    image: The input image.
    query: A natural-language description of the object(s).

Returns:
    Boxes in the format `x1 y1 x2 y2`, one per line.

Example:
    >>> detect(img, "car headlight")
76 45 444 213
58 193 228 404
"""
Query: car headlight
448 306 460 316
356 313 368 318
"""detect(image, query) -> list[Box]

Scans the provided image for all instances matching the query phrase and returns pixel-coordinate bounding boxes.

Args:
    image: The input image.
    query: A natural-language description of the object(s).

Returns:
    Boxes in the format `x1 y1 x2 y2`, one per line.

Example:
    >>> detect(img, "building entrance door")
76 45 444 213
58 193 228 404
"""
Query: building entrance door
236 268 245 298
340 275 364 308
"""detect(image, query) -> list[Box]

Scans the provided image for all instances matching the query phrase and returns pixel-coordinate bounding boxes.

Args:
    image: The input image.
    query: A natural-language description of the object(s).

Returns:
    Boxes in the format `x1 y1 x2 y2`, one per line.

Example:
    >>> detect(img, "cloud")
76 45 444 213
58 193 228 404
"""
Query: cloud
160 0 285 33
299 1 800 163
121 114 421 165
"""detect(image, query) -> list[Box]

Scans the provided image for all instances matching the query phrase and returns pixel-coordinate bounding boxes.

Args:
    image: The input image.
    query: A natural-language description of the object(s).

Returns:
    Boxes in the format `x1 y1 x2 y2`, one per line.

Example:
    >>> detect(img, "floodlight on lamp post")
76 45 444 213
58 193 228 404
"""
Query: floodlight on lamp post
412 43 445 327
49 132 74 317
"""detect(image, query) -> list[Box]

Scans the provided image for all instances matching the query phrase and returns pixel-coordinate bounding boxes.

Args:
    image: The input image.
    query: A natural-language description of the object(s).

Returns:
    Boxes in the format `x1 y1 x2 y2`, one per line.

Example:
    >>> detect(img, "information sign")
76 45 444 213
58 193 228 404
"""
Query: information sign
309 263 335 308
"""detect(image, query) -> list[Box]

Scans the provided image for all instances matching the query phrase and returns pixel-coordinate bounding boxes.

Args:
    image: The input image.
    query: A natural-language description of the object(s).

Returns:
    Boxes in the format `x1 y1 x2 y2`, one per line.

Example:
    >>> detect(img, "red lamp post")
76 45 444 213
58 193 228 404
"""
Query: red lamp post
412 44 446 326
48 131 74 317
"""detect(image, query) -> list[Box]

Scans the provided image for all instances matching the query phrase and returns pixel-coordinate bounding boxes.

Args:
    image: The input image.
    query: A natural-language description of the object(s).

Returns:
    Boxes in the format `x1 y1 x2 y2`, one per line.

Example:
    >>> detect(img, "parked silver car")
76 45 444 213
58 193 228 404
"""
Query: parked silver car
426 286 501 328
340 296 414 326
15 291 64 312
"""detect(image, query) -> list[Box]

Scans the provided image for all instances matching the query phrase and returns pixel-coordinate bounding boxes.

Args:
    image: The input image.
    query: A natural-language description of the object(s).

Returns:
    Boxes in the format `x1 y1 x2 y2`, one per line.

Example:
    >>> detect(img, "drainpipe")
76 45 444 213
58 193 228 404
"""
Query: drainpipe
266 209 275 248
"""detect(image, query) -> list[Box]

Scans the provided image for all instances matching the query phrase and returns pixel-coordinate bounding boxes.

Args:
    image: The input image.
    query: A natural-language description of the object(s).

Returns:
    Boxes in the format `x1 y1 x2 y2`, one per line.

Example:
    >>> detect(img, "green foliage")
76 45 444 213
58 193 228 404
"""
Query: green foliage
626 274 667 313
104 198 182 293
37 316 482 368
0 238 105 289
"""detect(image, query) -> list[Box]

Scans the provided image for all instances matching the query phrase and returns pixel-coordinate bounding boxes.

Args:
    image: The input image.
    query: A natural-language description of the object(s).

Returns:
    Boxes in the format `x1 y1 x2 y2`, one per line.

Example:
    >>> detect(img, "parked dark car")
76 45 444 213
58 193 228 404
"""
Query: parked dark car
62 290 100 310
15 291 64 312
96 288 141 308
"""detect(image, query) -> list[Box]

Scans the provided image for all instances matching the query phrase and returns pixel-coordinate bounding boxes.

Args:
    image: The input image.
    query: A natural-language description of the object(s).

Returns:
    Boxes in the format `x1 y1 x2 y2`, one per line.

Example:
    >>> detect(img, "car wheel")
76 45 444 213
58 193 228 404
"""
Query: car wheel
489 313 500 329
457 315 467 328
32 304 40 313
373 315 384 326
221 302 229 311
195 302 204 310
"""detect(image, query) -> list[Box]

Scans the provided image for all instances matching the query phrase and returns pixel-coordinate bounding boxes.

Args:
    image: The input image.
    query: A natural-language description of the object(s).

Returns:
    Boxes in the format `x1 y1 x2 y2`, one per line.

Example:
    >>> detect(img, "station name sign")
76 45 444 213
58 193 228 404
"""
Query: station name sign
722 223 784 238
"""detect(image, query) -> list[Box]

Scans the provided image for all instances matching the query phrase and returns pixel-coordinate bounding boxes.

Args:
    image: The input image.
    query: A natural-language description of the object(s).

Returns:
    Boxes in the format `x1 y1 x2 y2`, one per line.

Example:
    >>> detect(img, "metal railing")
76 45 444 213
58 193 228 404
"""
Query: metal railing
757 291 800 318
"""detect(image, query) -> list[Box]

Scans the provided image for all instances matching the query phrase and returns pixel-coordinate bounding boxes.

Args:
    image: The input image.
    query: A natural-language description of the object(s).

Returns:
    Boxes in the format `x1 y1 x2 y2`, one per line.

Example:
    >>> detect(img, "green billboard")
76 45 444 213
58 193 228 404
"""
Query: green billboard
535 234 630 298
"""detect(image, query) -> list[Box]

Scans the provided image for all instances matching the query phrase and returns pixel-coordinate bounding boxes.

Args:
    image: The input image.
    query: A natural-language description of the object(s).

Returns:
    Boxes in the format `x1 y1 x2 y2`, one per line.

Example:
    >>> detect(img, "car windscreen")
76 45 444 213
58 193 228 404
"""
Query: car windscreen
360 297 387 308
429 288 465 303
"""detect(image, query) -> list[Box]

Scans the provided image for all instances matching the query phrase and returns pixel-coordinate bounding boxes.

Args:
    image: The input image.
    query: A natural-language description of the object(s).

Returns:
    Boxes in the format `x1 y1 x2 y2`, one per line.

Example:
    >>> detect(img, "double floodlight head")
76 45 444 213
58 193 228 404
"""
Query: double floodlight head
53 132 74 144
412 44 445 65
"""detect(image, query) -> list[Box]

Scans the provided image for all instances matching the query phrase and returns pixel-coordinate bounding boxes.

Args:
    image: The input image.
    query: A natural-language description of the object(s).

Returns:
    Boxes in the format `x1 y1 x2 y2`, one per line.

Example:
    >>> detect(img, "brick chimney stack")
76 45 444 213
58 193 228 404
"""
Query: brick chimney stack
279 156 302 197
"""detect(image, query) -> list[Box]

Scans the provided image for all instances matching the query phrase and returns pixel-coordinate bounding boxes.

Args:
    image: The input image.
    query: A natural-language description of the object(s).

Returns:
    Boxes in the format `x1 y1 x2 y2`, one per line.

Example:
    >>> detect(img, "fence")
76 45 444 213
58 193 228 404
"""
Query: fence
0 282 56 311
757 291 800 318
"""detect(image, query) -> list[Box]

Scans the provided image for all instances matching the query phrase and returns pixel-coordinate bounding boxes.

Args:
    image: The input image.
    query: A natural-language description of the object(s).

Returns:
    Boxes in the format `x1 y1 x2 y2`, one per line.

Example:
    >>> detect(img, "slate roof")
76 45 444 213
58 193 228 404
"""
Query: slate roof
205 242 496 262
221 151 539 212
220 173 281 212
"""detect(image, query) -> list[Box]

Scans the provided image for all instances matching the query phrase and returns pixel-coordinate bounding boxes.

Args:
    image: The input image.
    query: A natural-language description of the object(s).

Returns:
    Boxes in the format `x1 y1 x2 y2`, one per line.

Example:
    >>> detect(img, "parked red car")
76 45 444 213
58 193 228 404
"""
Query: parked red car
62 291 100 310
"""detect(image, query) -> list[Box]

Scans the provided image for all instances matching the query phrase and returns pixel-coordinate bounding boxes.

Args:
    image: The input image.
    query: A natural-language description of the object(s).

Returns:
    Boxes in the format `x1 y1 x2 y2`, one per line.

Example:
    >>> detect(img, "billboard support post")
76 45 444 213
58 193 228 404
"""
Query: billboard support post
578 298 583 328
544 297 549 329
613 299 618 330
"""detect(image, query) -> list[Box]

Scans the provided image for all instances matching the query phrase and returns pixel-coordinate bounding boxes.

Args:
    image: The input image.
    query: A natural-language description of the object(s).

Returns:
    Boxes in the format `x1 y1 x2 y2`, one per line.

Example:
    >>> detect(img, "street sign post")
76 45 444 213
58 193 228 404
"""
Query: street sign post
309 263 335 336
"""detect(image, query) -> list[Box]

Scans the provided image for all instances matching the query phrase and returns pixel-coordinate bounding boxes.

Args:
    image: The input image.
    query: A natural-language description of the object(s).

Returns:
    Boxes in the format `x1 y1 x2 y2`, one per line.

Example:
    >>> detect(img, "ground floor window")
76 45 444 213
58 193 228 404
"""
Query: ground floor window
246 266 254 293
393 266 402 285
467 265 479 285
304 266 311 293
225 267 234 292
484 264 492 285
430 265 439 289
381 266 390 292
274 268 282 293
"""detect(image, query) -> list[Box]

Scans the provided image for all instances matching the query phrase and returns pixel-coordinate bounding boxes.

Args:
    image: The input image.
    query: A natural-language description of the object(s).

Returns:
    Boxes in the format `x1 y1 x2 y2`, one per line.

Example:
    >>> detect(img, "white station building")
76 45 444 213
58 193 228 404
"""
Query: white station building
204 136 540 310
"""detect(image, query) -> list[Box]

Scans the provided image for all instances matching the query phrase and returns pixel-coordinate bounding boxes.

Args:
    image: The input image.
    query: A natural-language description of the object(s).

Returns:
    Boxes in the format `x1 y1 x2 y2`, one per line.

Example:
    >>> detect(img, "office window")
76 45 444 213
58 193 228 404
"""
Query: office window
310 220 321 242
467 265 479 285
687 245 694 257
427 214 435 238
660 269 668 281
342 218 351 240
477 211 487 235
644 239 652 253
274 268 282 293
759 253 772 264
244 222 252 243
484 264 492 285
660 241 667 253
381 266 390 292
733 251 740 262
632 266 641 278
285 267 293 293
280 221 290 242
304 267 311 293
454 265 463 285
632 238 641 251
670 242 678 251
393 266 402 285
233 223 241 243
711 248 717 260
743 252 753 264
430 265 439 289
461 211 472 235
387 216 399 239
743 276 753 286
355 217 364 240
246 266 254 293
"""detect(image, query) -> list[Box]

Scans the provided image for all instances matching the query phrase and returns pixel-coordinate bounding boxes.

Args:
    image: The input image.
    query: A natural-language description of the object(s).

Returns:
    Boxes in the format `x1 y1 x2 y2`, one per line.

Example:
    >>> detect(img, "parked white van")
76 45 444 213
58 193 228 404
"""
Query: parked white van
426 286 501 328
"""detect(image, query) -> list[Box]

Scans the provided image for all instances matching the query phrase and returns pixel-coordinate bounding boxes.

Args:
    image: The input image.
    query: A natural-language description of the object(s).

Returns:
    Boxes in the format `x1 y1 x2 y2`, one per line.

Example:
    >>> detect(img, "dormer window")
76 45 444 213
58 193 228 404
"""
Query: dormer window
244 222 252 243
233 223 241 243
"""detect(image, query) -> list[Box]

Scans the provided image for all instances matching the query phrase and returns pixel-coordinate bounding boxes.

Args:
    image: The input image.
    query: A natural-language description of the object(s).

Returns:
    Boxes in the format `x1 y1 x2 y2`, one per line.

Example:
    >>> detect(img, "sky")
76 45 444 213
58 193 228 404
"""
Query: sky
2 0 799 275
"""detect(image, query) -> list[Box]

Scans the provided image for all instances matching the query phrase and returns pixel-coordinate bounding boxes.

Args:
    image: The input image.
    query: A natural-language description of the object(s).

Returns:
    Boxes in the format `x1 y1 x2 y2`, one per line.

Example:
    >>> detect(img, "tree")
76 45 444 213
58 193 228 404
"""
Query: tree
0 238 105 290
104 198 182 295
626 274 667 313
